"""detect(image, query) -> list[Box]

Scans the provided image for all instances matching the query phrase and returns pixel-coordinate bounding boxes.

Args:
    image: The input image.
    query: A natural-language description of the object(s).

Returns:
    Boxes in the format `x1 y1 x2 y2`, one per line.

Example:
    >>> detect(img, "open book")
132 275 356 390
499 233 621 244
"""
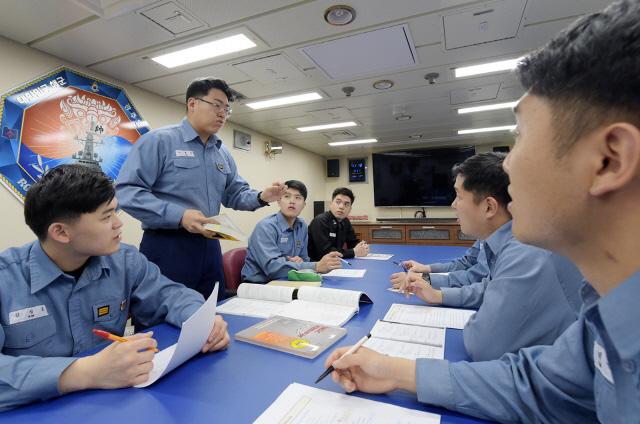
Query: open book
217 283 372 327
235 316 346 358
363 320 446 360
202 214 247 242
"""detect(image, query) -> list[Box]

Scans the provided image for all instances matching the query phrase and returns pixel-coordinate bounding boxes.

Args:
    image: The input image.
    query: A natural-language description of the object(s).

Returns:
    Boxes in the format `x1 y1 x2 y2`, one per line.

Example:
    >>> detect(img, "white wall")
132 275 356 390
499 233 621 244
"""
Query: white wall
0 36 324 252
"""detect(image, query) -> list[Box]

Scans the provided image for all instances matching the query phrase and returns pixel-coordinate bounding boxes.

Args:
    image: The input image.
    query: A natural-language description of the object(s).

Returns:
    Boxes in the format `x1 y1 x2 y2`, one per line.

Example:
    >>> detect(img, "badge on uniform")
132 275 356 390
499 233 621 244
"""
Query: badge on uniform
176 150 195 157
296 240 301 248
9 305 48 324
216 162 224 171
329 232 336 238
97 305 110 318
280 237 288 243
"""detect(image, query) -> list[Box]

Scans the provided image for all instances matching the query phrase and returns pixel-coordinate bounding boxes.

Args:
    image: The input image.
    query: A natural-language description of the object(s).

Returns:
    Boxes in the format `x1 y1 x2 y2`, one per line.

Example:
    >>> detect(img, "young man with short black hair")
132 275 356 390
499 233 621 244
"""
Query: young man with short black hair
326 2 640 421
0 164 229 411
397 152 583 360
308 187 369 261
242 180 342 283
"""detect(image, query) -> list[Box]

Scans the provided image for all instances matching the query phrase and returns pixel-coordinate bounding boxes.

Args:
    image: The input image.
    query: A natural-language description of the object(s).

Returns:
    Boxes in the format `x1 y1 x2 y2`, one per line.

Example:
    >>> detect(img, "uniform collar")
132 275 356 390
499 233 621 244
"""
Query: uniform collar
180 118 221 148
591 270 640 359
483 220 513 257
29 242 111 294
276 212 300 232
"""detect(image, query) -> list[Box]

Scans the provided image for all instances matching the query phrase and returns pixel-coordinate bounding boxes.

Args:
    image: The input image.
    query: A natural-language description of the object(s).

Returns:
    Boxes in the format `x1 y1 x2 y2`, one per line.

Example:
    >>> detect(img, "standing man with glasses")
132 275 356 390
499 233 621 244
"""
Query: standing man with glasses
116 78 285 301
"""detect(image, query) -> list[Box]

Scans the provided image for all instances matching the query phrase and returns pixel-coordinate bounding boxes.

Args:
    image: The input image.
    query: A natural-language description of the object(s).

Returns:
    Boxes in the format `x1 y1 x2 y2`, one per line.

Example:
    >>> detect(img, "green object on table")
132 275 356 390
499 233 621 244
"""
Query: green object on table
287 269 323 282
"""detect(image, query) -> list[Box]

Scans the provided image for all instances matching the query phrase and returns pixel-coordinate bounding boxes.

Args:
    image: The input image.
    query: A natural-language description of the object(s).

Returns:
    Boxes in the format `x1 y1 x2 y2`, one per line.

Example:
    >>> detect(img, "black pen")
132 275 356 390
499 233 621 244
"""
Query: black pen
315 333 371 384
393 260 408 272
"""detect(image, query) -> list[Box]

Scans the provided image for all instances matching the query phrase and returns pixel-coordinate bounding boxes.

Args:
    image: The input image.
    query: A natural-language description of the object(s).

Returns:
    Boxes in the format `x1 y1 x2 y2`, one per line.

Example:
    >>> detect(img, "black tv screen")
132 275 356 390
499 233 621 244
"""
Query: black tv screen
372 146 476 206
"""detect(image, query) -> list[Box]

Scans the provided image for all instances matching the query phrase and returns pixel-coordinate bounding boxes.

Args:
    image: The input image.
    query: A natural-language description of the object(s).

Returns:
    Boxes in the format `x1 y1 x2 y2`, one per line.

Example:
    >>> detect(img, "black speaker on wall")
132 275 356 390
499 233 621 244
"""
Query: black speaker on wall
493 146 511 153
327 159 340 177
313 201 325 217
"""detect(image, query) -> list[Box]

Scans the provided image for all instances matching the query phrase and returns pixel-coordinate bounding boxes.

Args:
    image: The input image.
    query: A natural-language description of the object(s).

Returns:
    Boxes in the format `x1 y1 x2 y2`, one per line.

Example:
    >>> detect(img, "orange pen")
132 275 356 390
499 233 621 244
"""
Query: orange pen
92 328 159 352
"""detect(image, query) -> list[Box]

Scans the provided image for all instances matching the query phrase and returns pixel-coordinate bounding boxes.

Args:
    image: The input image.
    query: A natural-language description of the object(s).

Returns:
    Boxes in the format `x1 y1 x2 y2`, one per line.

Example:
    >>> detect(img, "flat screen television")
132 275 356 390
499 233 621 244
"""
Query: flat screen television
372 146 476 206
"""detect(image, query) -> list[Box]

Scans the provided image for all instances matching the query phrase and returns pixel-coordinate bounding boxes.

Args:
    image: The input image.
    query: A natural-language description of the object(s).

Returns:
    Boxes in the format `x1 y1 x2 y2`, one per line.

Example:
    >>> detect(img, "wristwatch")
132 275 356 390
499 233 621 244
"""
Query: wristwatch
423 272 431 284
257 191 270 206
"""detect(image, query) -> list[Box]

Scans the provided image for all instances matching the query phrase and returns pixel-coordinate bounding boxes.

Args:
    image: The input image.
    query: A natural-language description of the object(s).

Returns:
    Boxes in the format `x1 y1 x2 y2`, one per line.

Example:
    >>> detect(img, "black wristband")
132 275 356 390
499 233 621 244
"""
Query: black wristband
424 272 431 284
257 191 269 206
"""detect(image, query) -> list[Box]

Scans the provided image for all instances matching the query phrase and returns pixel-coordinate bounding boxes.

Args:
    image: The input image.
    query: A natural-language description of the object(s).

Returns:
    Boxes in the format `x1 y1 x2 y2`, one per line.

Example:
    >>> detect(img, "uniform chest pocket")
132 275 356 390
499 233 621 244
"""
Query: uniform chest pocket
2 315 56 349
173 158 200 169
214 160 231 176
92 299 122 322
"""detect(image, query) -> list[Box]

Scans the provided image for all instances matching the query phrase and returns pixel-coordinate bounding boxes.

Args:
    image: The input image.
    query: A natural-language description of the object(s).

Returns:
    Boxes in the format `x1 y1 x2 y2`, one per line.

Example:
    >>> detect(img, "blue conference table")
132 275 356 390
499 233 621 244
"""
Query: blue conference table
3 244 492 423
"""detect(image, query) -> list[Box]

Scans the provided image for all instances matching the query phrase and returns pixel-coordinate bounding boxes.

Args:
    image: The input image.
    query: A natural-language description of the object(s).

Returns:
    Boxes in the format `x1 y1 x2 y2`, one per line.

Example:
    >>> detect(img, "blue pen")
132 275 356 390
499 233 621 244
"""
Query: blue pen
340 258 352 266
393 260 408 272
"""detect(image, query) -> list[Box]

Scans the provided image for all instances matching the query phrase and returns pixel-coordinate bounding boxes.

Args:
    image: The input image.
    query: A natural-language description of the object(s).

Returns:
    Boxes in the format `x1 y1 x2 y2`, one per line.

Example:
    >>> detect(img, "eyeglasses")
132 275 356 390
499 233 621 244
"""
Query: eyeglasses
196 98 232 117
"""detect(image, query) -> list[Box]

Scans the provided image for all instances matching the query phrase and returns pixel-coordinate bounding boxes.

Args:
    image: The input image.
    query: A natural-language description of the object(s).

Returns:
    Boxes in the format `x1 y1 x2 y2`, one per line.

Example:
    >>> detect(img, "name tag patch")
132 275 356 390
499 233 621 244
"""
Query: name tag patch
9 305 48 324
594 341 615 384
329 232 336 238
175 150 195 157
97 305 110 317
280 237 288 243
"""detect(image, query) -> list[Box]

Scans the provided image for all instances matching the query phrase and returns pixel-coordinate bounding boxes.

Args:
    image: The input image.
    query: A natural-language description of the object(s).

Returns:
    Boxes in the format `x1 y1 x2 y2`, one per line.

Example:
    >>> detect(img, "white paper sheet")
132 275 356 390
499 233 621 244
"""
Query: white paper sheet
277 300 357 327
364 337 445 360
254 383 440 424
358 253 394 261
298 286 364 307
323 269 366 278
383 304 475 330
135 284 219 388
371 320 445 347
216 297 285 318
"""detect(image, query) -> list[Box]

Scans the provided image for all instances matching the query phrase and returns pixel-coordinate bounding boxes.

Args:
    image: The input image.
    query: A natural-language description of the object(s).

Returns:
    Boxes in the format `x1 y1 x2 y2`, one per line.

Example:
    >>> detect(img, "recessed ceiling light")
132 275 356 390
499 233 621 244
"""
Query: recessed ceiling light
454 57 523 78
458 125 516 135
395 114 412 121
329 138 378 146
373 80 394 90
324 5 356 26
458 101 518 114
246 92 323 110
297 121 358 132
408 134 423 139
151 34 256 68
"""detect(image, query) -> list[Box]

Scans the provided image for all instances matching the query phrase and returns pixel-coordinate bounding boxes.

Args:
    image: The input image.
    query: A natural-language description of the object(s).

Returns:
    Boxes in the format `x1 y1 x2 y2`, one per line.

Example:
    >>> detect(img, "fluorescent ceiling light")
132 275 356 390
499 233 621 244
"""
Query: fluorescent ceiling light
246 92 322 110
458 101 518 114
454 57 522 78
152 34 256 68
458 125 516 135
329 138 377 146
297 121 357 132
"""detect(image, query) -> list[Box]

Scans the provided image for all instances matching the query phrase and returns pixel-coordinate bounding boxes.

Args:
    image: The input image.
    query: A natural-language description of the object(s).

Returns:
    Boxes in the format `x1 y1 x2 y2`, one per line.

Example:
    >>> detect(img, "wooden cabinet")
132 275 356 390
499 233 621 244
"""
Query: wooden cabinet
352 221 475 246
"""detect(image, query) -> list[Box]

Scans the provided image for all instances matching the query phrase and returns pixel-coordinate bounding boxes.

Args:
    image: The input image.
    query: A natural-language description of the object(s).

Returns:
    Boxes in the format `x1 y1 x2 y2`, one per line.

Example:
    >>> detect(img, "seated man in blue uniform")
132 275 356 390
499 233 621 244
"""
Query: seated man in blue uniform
0 164 229 411
398 152 583 360
308 187 369 261
241 180 342 283
390 239 489 290
325 1 640 422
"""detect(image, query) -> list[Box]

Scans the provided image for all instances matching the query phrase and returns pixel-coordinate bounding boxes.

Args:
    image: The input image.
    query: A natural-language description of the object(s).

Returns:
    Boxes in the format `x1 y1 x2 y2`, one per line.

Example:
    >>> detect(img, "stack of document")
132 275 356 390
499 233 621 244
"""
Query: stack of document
383 303 475 330
255 383 440 423
217 284 372 327
364 320 446 360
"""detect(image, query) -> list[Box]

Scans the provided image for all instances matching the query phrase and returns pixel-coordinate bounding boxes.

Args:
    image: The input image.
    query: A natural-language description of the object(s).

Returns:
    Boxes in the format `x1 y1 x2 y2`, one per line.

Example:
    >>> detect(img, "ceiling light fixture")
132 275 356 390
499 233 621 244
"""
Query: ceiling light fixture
373 80 394 90
458 101 518 114
395 114 412 121
151 34 256 68
324 5 356 26
454 57 523 78
329 138 377 146
408 134 423 139
297 121 358 132
246 92 323 110
458 125 516 135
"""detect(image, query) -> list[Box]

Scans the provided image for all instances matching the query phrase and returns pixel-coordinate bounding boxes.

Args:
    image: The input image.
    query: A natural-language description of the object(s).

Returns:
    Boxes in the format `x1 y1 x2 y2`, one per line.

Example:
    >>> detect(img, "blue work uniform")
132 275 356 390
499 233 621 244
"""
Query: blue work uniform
428 240 489 289
417 271 640 423
115 118 264 299
241 212 316 283
439 221 583 360
0 241 204 411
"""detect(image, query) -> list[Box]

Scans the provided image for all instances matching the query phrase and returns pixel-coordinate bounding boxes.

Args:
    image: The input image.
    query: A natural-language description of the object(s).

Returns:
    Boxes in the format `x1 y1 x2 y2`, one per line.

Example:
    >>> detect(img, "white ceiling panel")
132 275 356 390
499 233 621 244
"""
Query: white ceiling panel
523 0 613 24
0 0 93 44
135 64 247 97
